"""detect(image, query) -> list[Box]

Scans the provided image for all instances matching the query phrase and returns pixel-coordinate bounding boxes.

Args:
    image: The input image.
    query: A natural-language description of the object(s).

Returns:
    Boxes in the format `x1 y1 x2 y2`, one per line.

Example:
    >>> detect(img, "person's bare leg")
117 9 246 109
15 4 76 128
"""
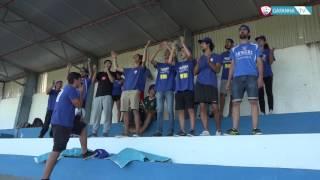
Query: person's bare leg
232 102 241 130
116 100 121 122
123 112 129 135
187 108 196 130
212 104 221 131
178 110 185 132
219 94 226 118
200 103 209 131
42 151 60 179
140 112 155 134
79 128 88 154
133 110 141 134
250 100 259 129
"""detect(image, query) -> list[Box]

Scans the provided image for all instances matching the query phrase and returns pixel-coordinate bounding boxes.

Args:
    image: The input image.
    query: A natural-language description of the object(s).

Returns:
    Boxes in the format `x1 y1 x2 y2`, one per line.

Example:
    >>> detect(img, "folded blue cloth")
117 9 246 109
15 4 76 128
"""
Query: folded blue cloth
107 148 171 168
34 147 171 168
34 148 83 164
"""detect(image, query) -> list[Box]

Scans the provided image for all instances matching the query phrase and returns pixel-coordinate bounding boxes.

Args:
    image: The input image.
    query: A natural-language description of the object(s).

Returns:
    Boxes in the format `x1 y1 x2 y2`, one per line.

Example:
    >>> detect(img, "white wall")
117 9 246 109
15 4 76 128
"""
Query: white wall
0 97 20 129
0 134 319 170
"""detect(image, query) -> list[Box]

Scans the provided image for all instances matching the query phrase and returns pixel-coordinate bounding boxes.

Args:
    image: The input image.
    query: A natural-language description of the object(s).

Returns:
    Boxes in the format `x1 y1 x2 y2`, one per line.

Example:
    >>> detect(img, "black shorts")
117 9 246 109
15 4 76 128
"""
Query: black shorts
112 95 121 101
52 118 86 152
195 83 218 104
175 91 194 110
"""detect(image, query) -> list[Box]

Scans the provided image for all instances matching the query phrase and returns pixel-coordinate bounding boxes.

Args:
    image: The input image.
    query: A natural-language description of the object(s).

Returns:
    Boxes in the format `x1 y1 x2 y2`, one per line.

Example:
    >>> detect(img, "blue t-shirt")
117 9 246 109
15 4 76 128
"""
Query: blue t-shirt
51 85 79 128
220 51 232 80
175 60 195 92
230 42 261 77
155 63 175 92
47 89 61 111
123 67 146 91
197 53 221 87
112 80 122 96
261 48 273 77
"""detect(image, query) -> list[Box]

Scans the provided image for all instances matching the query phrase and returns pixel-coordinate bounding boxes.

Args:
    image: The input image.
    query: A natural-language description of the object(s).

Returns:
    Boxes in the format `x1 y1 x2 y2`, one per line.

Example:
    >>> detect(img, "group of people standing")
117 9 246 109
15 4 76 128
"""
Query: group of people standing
40 24 275 180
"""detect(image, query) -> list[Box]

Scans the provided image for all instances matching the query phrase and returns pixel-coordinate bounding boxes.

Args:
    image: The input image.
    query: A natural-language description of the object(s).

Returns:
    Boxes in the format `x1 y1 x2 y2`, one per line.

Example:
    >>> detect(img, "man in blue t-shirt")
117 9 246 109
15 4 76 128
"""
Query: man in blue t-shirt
194 37 222 136
42 72 95 180
113 41 151 136
38 80 63 138
255 35 275 115
219 38 234 119
225 25 264 135
168 36 196 136
150 41 175 136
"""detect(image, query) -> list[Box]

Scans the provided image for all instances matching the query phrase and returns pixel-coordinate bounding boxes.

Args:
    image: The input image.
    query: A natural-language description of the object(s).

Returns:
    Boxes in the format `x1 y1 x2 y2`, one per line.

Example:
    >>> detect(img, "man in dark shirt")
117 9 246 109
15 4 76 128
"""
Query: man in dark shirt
39 80 63 138
89 60 114 137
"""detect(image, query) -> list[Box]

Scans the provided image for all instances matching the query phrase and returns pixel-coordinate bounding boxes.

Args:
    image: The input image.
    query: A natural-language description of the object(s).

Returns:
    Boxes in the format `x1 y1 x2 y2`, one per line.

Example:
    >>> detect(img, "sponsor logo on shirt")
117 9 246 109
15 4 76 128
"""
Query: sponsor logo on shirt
160 67 170 74
210 57 214 62
134 70 138 74
178 64 189 73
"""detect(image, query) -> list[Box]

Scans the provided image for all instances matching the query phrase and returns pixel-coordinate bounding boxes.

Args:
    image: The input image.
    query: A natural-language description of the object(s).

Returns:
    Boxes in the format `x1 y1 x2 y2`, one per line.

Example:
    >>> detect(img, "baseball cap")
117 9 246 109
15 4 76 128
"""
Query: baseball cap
198 37 213 44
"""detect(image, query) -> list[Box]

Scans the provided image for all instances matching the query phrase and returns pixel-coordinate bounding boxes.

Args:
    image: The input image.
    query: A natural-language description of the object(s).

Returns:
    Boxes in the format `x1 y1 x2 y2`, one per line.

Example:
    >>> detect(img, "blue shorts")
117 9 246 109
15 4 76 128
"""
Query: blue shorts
232 75 258 102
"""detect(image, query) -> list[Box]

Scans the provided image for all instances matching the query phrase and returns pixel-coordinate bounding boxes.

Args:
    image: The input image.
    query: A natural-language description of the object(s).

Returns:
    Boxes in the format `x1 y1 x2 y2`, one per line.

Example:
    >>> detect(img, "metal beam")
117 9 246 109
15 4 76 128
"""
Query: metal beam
105 0 157 41
201 0 222 25
0 0 159 60
3 6 93 57
0 73 24 86
0 22 73 64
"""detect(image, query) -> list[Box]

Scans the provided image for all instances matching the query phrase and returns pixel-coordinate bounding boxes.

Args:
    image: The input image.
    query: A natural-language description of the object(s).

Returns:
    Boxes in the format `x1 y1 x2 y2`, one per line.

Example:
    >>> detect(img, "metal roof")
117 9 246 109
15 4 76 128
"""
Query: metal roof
0 0 316 81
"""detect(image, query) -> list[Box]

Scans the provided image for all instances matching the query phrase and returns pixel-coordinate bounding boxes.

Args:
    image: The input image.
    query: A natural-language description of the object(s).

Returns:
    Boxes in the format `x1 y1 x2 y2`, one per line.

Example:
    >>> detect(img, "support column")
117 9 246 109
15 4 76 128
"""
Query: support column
14 72 37 128
84 58 99 124
183 28 194 54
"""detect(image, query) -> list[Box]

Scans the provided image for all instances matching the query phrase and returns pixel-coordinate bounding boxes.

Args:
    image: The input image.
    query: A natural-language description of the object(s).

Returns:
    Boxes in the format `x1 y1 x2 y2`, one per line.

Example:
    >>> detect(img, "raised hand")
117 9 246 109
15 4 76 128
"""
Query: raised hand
180 36 185 44
92 64 97 73
111 51 117 59
145 40 151 48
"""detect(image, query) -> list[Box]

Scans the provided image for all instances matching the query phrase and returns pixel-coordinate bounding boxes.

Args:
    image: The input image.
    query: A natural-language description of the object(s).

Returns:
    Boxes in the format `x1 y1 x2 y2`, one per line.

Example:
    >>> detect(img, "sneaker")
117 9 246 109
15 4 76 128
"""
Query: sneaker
153 132 162 137
200 130 210 136
83 150 96 160
225 128 240 135
102 133 108 137
132 134 140 137
89 133 98 137
215 130 222 136
269 110 273 115
176 131 187 136
187 130 195 136
252 128 263 135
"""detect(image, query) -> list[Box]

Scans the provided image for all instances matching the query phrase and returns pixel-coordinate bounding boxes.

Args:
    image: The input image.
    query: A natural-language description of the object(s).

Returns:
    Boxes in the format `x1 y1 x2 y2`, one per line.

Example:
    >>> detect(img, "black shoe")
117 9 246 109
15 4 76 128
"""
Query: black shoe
166 132 174 136
252 128 263 135
83 150 96 160
225 128 240 135
176 131 187 136
153 132 162 137
187 130 195 136
89 133 98 137
102 133 108 137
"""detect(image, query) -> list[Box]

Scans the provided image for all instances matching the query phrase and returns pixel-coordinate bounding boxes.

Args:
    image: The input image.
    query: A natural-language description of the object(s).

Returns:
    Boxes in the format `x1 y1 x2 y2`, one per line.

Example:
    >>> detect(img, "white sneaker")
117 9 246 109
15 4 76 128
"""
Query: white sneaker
269 110 273 115
215 130 222 136
200 130 210 136
132 134 140 137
